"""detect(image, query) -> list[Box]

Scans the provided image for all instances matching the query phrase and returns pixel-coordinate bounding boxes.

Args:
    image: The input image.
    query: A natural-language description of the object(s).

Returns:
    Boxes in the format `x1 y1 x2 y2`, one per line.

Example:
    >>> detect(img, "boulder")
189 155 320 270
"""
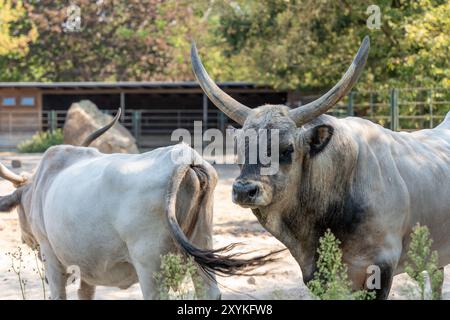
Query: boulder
63 100 139 154
11 159 21 168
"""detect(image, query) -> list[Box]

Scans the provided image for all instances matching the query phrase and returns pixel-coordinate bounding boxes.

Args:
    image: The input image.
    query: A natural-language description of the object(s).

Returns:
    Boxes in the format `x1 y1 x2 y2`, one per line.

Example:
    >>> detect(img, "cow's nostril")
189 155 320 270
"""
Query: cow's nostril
232 180 260 203
248 187 258 198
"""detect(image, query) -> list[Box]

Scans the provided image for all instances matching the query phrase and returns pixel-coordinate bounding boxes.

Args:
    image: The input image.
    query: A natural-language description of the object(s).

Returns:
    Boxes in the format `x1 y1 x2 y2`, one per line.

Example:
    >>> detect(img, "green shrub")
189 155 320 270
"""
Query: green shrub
405 224 443 300
154 253 204 300
307 229 375 300
17 129 64 153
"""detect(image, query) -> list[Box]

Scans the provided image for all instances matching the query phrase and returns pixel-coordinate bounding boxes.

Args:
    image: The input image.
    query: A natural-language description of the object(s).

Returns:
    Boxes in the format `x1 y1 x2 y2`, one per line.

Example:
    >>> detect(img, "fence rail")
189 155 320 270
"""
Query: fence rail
0 87 448 149
331 87 449 131
40 108 227 148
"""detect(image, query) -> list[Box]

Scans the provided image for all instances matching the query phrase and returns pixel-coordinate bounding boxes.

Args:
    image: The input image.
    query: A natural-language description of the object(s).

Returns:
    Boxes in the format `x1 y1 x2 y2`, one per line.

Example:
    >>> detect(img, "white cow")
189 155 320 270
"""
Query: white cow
1 132 275 299
0 143 220 299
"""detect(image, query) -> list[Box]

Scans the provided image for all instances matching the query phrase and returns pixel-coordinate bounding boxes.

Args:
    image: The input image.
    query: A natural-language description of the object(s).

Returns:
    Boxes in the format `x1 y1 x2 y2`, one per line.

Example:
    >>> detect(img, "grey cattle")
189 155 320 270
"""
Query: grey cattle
191 36 450 299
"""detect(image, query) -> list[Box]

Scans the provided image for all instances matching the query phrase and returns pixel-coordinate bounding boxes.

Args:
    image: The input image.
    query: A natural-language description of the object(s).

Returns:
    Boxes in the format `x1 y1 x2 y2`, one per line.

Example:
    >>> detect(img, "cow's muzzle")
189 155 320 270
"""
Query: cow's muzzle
232 179 272 208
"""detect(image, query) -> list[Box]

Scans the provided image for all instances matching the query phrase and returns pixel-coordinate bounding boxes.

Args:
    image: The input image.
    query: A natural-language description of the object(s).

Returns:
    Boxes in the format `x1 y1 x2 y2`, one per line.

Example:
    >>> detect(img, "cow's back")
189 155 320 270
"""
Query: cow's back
341 115 450 269
32 143 211 287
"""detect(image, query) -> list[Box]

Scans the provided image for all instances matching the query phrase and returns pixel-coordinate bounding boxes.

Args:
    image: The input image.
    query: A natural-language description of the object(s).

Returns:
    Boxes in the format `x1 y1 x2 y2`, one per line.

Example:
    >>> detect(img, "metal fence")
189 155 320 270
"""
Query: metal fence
41 108 227 148
0 87 448 149
330 87 449 131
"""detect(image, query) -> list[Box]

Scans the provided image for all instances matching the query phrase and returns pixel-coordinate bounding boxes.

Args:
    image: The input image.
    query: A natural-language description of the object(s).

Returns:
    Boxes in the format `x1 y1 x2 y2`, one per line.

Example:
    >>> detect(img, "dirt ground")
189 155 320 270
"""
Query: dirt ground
0 153 449 300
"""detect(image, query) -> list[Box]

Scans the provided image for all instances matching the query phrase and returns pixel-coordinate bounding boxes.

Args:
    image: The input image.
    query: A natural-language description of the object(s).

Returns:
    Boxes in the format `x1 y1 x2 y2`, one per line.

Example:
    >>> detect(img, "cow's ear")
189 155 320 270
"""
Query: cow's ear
308 125 334 156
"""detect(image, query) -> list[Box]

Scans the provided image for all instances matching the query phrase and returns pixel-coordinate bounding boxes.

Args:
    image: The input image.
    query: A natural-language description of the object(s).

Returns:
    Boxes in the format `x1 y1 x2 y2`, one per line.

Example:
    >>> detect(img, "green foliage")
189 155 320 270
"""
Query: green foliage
0 0 204 81
17 129 63 153
405 224 443 300
210 0 450 90
0 1 37 56
0 0 38 80
0 1 447 89
154 253 204 300
308 229 375 300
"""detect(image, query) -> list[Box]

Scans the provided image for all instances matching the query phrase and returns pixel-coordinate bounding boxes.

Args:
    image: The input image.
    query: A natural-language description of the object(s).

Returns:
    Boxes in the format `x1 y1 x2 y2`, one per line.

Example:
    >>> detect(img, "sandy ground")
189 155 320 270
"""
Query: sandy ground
0 153 449 300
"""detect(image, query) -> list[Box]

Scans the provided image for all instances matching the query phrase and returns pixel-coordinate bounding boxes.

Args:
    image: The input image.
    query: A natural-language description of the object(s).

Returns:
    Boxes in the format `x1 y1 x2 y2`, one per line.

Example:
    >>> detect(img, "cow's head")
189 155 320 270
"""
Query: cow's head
191 37 369 211
0 109 122 248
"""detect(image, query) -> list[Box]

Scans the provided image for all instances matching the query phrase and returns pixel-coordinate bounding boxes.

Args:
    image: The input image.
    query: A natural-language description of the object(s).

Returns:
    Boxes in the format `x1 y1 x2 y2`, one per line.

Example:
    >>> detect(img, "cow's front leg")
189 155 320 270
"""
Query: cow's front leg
187 192 222 300
78 280 96 300
346 236 401 300
40 241 68 300
368 239 402 300
190 234 221 300
370 261 395 300
133 259 160 300
193 265 221 300
192 266 221 300
346 259 395 300
129 241 162 300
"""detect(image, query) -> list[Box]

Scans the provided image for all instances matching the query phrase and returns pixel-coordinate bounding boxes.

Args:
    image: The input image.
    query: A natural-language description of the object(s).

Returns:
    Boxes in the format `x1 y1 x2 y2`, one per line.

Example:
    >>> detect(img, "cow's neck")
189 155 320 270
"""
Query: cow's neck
252 201 319 280
252 147 359 280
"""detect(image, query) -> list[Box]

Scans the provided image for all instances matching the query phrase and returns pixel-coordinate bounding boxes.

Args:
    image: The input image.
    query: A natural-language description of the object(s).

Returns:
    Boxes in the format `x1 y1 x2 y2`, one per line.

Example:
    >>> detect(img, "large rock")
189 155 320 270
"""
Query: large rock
63 100 139 153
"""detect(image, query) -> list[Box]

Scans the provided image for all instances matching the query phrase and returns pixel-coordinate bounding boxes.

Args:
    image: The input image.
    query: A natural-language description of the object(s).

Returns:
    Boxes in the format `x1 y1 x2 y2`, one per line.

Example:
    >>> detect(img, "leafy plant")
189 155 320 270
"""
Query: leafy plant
31 245 46 300
307 229 375 300
17 129 63 153
404 224 443 300
6 246 28 299
5 245 48 300
154 253 204 300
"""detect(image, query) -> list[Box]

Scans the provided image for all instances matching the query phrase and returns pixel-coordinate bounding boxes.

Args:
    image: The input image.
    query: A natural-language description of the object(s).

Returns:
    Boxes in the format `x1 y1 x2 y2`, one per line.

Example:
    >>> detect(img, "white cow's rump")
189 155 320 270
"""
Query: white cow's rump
0 143 278 299
8 144 221 299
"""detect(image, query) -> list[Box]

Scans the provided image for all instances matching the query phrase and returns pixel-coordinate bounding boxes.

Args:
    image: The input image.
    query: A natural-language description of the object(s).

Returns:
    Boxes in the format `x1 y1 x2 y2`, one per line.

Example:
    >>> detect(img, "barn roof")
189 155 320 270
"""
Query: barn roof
0 81 272 91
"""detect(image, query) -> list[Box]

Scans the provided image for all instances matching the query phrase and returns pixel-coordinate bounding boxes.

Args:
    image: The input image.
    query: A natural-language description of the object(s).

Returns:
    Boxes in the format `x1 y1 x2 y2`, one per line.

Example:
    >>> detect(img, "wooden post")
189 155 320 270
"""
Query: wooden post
369 92 374 118
132 111 141 146
8 112 12 137
120 92 125 121
37 92 43 131
390 88 399 131
202 93 208 131
347 91 354 116
428 89 434 128
48 110 57 133
219 111 226 133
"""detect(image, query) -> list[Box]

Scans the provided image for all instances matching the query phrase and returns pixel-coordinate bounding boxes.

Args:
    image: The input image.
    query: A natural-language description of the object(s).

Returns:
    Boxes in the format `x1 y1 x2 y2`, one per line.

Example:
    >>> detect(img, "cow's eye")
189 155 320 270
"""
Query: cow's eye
280 145 294 161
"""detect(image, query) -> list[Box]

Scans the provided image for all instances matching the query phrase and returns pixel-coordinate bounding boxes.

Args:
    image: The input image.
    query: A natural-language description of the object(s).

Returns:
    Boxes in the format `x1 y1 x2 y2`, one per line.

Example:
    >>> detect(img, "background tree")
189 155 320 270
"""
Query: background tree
208 0 449 90
2 0 207 81
0 0 448 90
0 0 37 81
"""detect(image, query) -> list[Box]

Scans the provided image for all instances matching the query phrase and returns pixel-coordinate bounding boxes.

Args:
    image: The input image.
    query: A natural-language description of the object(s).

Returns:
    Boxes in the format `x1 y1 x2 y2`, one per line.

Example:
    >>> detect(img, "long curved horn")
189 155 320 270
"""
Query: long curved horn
0 163 27 187
289 36 370 126
191 43 251 125
81 108 122 147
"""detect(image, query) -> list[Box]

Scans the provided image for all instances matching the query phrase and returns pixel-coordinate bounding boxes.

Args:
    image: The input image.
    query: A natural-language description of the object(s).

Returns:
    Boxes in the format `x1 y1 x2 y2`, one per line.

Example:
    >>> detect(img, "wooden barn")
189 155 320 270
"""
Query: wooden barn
0 82 291 150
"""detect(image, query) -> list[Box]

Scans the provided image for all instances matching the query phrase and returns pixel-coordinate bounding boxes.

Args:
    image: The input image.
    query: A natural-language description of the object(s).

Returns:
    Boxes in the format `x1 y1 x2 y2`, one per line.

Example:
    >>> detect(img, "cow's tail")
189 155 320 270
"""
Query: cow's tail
0 188 23 213
165 164 283 277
